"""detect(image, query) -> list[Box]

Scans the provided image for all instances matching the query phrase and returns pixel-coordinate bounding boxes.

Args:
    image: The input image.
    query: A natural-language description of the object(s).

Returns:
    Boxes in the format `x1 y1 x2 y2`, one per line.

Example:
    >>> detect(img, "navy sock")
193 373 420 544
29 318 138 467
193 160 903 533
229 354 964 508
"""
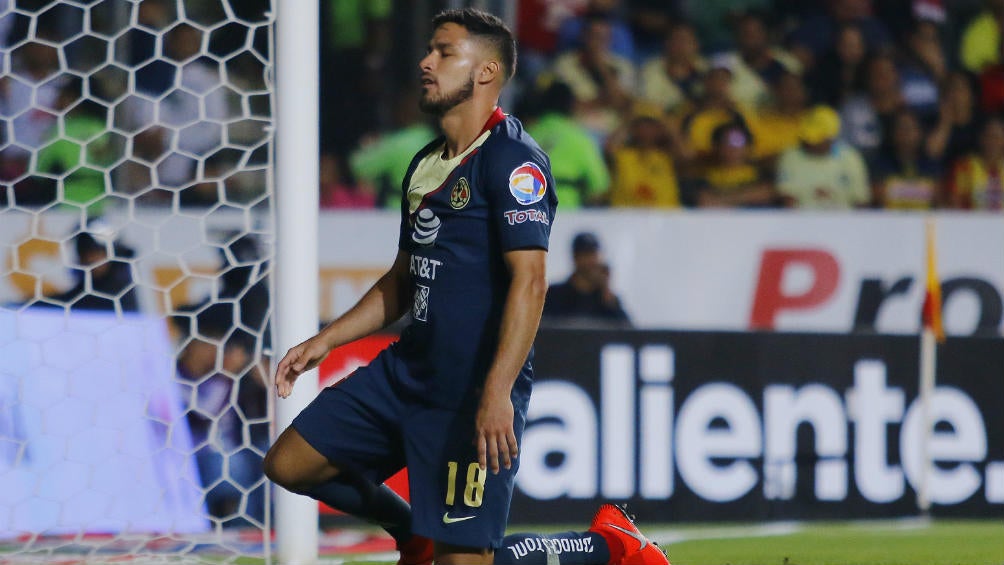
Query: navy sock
305 472 413 543
494 531 610 565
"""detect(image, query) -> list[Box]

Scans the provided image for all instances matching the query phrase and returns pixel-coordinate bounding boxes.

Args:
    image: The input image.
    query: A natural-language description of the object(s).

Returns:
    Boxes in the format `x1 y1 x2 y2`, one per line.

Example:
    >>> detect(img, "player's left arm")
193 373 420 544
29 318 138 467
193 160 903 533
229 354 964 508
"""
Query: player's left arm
475 247 547 475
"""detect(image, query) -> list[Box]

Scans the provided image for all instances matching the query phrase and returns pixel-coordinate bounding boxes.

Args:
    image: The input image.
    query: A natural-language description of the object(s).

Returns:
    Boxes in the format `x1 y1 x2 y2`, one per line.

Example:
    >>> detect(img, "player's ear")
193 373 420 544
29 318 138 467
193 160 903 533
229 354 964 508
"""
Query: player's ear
478 60 500 85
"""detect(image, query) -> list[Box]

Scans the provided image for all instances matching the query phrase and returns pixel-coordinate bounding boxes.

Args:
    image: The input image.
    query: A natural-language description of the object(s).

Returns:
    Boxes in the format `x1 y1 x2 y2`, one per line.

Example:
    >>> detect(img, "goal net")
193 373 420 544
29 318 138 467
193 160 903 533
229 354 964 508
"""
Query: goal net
1 0 274 562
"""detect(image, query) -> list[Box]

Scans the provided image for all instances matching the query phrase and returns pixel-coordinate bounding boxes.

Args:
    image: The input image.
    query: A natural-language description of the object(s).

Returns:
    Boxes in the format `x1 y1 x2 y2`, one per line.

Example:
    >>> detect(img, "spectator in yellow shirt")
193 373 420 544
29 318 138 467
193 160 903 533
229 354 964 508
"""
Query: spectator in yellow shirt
948 116 1004 210
753 70 809 161
606 103 686 208
694 122 776 208
681 56 757 158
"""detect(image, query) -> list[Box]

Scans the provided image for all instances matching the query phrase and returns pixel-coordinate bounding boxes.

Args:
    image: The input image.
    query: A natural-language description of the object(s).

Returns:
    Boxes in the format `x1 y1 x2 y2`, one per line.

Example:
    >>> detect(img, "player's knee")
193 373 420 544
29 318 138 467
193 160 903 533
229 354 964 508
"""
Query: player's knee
263 443 304 492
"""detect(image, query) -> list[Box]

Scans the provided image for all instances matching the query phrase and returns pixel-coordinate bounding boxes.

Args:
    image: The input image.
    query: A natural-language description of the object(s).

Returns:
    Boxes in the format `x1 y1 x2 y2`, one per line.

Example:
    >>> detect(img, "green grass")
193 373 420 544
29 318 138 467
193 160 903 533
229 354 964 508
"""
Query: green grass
315 519 1004 565
4 519 1001 564
650 519 1004 565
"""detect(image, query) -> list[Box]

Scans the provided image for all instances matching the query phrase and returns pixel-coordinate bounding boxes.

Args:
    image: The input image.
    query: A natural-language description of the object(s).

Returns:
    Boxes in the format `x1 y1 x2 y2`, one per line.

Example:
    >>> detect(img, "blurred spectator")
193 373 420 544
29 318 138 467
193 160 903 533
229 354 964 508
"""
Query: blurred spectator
605 103 684 208
34 77 119 217
897 18 948 122
516 0 587 81
692 122 776 207
524 80 610 208
752 70 810 160
975 29 1004 114
175 323 263 525
788 0 892 68
722 11 802 108
556 0 636 62
552 12 636 139
321 153 375 209
873 0 947 41
173 232 270 341
947 116 1004 210
681 56 756 157
131 0 176 96
625 0 683 61
124 23 229 191
348 89 435 209
959 0 1004 74
179 159 227 207
34 221 139 313
320 0 392 157
839 54 907 162
808 23 870 107
872 109 943 209
169 230 270 526
543 232 631 327
777 105 872 208
639 22 706 114
927 71 981 165
684 0 771 52
0 41 64 153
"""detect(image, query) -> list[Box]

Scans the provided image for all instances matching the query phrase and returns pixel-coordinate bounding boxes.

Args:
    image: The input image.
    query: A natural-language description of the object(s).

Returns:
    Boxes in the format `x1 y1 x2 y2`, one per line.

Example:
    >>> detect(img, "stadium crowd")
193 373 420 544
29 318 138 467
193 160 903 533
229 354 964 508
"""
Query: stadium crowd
3 0 1004 212
330 0 1004 212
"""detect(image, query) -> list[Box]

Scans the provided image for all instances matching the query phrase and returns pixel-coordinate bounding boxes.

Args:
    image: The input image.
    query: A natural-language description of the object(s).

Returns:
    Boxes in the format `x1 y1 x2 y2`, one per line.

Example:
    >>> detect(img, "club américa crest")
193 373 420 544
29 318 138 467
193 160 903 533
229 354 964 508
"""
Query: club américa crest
450 177 471 209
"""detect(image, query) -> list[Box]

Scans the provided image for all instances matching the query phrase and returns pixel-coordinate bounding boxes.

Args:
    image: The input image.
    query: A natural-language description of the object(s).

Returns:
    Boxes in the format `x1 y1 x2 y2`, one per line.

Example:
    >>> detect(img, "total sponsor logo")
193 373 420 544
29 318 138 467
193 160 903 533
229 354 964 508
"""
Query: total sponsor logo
508 162 547 205
504 209 549 226
517 344 1003 506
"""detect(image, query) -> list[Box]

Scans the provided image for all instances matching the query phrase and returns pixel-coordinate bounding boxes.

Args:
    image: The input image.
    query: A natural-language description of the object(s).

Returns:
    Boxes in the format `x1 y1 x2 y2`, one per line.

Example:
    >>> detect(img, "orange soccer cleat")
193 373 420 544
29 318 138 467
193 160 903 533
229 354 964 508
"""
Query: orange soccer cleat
396 534 434 565
588 504 670 565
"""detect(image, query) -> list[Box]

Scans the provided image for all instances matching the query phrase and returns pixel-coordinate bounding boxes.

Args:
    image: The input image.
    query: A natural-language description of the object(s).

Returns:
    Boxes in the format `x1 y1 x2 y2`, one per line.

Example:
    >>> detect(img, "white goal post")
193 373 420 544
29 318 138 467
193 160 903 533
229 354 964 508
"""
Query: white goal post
273 0 319 562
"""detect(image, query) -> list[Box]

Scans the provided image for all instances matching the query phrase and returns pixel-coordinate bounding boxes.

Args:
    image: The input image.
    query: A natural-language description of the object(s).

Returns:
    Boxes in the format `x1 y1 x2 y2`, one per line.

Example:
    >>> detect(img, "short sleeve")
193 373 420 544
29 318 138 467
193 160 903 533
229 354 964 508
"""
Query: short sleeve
484 142 558 252
397 187 412 253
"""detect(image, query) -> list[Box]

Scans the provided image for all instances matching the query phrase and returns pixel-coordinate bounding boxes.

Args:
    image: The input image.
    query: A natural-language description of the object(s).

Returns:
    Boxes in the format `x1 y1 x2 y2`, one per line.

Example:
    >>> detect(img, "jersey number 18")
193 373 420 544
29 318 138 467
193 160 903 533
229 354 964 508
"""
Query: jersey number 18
445 461 487 507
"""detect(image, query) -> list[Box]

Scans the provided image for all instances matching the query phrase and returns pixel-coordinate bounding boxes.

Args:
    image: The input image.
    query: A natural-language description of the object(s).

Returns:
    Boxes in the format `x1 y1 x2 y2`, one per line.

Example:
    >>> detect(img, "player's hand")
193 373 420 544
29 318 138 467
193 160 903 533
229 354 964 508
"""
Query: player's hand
474 390 518 474
274 336 330 398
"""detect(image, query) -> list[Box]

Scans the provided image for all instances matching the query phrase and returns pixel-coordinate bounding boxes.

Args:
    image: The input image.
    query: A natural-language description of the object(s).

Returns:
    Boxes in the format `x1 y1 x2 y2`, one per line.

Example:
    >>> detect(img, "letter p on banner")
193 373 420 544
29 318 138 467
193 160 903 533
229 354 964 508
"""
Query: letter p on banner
750 249 839 329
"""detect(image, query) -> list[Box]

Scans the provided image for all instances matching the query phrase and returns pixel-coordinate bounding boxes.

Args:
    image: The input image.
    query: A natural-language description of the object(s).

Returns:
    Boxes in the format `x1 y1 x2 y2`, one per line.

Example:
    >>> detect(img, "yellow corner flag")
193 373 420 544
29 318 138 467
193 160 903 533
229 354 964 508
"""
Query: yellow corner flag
922 218 945 342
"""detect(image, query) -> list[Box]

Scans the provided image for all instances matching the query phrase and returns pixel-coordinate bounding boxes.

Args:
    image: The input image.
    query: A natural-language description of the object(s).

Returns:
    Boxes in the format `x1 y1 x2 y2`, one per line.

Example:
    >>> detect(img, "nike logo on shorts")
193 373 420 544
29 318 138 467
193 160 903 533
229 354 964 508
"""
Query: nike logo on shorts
442 512 476 524
607 523 648 550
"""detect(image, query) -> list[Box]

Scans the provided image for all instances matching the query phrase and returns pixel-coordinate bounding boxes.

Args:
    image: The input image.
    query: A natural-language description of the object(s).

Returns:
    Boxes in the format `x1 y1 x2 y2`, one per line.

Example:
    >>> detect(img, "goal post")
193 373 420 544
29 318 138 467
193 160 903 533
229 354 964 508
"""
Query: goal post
273 0 320 562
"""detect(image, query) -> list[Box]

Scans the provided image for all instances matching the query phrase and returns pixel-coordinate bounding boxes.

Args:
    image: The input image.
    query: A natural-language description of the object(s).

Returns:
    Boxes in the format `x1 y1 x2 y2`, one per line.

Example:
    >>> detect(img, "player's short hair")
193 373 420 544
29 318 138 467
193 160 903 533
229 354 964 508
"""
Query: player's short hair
432 8 517 82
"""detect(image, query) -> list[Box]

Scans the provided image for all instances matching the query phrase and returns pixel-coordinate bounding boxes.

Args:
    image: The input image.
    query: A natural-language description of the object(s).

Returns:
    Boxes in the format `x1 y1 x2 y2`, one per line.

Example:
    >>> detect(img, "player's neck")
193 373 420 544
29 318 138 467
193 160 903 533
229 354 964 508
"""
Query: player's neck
438 98 499 159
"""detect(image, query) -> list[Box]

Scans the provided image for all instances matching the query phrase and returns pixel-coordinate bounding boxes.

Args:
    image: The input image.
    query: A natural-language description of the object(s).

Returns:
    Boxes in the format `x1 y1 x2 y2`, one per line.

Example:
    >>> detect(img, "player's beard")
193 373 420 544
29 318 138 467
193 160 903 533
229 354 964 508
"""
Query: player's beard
419 73 475 116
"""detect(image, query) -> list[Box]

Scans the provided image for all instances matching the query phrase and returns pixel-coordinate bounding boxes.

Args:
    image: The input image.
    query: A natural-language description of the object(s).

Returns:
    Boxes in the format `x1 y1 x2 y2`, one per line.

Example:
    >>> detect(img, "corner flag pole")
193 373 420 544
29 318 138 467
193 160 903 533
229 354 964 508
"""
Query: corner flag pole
274 0 320 562
917 216 944 514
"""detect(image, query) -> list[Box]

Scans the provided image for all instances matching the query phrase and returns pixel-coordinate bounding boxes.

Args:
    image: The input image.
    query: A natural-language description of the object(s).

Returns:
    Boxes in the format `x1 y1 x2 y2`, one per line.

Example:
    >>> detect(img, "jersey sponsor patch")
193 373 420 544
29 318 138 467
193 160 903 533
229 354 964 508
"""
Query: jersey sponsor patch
412 208 441 246
504 209 549 226
508 162 547 205
413 284 430 321
450 177 471 209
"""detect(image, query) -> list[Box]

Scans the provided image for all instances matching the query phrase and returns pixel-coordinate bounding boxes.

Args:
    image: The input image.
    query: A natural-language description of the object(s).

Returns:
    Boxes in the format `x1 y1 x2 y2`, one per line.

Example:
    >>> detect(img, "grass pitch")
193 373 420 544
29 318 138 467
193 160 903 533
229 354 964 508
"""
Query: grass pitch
2 519 1000 564
652 519 1003 565
323 518 1003 564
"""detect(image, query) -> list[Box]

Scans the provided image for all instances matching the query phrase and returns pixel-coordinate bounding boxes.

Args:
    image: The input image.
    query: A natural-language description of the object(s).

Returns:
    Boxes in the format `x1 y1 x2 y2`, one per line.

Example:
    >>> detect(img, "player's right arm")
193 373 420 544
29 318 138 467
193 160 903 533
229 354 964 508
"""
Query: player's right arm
275 249 412 398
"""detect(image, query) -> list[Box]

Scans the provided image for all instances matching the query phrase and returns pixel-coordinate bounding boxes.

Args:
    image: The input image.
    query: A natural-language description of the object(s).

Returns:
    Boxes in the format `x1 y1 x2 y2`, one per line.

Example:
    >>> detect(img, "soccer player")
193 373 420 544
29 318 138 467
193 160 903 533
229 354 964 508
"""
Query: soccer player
264 9 669 565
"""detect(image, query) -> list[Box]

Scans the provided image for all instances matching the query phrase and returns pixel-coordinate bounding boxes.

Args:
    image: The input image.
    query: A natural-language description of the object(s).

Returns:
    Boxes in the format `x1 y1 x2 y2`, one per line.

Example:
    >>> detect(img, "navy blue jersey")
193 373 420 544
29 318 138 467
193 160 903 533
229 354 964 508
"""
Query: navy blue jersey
393 108 557 410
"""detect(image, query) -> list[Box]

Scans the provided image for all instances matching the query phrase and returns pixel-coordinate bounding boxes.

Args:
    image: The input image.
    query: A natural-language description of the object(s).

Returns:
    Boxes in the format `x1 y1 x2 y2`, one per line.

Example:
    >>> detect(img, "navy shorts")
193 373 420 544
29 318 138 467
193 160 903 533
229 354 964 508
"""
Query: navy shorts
291 349 527 549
